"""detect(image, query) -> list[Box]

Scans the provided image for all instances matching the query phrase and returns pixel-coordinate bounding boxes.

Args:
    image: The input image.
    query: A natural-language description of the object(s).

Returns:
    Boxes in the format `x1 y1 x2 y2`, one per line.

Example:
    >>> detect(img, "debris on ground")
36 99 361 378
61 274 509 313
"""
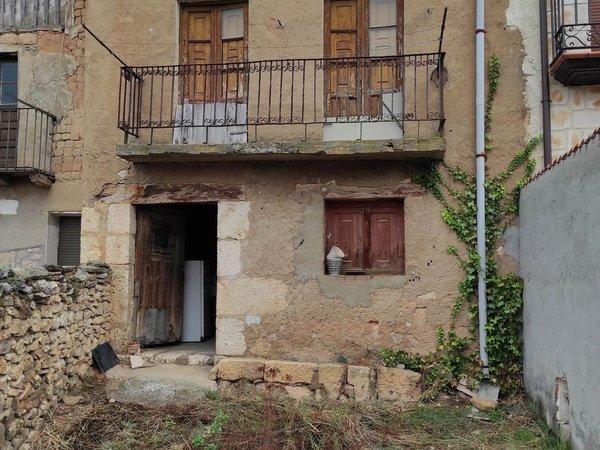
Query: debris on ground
61 396 82 406
33 378 567 450
130 354 144 369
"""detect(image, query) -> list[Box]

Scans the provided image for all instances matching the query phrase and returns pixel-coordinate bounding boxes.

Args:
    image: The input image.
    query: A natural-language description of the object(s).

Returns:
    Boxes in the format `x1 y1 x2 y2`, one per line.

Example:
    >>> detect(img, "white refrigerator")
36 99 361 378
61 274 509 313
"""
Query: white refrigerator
182 260 205 342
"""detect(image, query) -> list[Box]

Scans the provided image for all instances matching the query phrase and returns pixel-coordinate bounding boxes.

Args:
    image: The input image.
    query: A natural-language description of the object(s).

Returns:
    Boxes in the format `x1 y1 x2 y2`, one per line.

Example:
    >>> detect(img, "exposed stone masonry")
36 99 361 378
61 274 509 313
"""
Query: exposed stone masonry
0 262 110 449
211 358 422 405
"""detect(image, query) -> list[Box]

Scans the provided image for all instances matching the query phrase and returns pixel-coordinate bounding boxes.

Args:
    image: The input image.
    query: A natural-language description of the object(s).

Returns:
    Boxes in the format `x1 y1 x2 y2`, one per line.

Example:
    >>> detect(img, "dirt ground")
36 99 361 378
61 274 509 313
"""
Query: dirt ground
33 378 566 450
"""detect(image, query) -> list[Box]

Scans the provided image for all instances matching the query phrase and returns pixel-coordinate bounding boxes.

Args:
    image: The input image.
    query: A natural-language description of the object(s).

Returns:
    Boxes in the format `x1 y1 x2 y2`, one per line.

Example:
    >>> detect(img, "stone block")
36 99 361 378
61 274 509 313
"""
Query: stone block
188 354 214 366
318 363 346 399
105 234 133 265
217 277 288 316
218 201 250 240
81 206 101 234
264 360 317 385
376 366 421 404
285 385 313 400
347 365 371 402
216 317 246 356
217 240 242 277
80 234 103 263
217 357 265 381
107 203 134 234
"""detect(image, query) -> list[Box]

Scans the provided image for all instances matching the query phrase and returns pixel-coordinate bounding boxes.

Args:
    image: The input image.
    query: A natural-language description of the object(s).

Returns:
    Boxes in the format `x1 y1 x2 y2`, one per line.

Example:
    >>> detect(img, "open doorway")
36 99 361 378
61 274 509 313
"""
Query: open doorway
134 204 217 349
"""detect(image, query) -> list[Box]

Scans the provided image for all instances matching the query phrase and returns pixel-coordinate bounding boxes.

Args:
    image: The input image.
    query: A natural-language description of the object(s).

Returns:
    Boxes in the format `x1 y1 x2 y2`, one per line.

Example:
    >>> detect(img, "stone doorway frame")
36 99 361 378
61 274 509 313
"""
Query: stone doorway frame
82 182 248 351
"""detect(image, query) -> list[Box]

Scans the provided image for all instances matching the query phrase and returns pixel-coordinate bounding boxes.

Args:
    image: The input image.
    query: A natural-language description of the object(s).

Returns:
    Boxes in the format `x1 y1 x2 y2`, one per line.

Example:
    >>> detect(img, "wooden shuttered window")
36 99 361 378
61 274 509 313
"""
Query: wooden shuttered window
58 216 81 266
325 201 404 274
590 0 600 23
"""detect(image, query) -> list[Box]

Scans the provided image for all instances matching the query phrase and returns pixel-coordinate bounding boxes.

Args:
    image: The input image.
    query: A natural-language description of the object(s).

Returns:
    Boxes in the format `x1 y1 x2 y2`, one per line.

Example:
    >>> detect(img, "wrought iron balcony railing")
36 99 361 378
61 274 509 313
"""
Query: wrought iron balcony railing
553 23 600 59
0 99 56 179
118 53 445 145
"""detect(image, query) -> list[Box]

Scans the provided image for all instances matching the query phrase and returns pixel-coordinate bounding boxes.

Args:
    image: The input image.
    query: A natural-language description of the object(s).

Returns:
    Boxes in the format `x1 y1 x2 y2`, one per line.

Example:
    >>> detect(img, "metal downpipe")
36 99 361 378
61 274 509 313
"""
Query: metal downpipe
475 0 490 379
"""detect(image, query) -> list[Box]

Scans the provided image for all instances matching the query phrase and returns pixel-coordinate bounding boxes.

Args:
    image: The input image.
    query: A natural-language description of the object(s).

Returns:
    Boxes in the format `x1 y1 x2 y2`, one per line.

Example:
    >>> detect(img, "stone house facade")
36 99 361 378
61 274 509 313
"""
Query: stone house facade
0 0 86 267
78 0 533 364
3 0 537 365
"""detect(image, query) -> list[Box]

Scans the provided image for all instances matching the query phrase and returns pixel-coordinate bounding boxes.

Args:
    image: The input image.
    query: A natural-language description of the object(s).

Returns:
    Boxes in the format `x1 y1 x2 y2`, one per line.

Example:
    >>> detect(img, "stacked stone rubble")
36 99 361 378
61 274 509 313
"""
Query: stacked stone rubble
0 262 111 449
211 357 422 405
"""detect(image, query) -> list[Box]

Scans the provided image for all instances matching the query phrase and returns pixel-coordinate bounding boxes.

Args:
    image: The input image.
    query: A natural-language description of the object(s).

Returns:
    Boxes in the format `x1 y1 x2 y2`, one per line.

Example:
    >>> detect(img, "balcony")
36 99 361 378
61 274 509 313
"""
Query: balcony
551 23 600 85
116 53 446 162
0 100 56 186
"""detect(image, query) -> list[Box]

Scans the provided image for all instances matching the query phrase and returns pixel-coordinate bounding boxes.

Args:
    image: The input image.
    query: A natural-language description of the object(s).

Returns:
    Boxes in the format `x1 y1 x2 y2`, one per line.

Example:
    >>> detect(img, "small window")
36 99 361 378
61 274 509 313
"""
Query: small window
0 56 18 105
58 216 81 266
325 200 404 274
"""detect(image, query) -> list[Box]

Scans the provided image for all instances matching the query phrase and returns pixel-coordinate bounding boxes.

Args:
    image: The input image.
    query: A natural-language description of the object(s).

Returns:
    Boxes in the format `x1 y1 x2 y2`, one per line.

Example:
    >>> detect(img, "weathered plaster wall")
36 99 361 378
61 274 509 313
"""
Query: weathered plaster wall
81 0 532 360
0 1 87 265
84 162 467 359
0 181 84 266
520 133 600 450
506 0 543 165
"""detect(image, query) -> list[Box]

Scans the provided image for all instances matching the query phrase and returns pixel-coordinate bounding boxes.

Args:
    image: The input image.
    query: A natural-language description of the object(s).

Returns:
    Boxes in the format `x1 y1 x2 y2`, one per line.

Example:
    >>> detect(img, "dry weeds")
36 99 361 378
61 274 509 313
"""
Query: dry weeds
33 379 566 450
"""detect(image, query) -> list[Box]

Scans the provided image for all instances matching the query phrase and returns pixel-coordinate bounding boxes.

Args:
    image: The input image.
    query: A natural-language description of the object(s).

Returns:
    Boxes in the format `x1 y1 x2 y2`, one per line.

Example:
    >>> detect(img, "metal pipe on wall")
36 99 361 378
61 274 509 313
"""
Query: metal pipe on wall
475 0 489 378
540 0 553 166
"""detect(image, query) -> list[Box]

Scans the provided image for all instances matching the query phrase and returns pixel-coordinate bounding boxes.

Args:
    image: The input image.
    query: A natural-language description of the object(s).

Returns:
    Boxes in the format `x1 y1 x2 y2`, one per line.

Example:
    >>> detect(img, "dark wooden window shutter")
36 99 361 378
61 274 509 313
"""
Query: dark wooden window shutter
590 0 600 23
325 200 404 274
58 216 81 266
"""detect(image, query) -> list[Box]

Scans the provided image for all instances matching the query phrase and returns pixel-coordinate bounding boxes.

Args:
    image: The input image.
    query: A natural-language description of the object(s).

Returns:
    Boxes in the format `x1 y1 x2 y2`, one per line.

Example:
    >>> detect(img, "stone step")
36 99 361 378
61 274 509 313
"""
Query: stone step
106 364 217 406
118 346 214 368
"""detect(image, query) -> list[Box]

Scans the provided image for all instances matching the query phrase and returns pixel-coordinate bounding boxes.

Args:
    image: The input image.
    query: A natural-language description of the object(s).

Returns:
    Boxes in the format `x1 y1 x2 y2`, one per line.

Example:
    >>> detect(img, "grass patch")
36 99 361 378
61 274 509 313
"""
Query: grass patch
35 380 566 450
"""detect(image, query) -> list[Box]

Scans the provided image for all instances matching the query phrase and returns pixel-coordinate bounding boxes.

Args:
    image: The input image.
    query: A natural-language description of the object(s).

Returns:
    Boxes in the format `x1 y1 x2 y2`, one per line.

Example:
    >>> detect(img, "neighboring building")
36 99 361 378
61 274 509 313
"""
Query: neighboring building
0 0 85 267
518 1 600 448
546 0 600 158
78 0 531 361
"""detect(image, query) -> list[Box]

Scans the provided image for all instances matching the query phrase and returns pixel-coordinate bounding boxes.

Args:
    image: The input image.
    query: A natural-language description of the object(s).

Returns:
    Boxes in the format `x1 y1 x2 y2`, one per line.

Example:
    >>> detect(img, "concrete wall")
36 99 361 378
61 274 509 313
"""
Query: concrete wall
0 1 86 265
520 131 600 450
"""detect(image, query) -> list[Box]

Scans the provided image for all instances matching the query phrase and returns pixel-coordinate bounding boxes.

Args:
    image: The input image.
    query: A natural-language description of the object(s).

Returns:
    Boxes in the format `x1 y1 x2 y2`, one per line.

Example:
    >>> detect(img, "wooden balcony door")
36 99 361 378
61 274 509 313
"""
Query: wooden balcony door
0 57 18 169
325 0 403 118
180 3 247 103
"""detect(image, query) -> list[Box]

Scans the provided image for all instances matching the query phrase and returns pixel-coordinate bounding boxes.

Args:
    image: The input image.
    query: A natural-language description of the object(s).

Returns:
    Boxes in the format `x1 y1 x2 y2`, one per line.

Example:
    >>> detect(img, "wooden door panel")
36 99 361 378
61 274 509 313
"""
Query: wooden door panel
221 39 245 100
0 108 18 168
185 11 213 102
326 207 363 272
327 0 359 117
135 208 185 347
369 213 396 269
330 0 357 29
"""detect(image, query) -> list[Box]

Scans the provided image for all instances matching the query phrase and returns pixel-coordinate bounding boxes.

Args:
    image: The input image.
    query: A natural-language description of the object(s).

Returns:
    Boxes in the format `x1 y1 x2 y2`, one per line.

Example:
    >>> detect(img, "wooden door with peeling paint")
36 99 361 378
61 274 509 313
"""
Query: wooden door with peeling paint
134 207 185 347
325 0 403 119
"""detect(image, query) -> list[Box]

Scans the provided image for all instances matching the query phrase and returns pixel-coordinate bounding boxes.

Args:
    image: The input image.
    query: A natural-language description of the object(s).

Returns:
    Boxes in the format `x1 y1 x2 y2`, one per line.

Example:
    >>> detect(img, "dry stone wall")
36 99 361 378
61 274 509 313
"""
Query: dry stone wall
211 357 422 405
0 262 110 449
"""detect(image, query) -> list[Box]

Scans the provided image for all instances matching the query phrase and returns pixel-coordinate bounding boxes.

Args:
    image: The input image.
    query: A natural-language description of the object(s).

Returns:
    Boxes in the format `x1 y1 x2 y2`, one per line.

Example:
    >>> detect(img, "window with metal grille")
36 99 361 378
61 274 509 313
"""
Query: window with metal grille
325 200 405 275
58 216 81 266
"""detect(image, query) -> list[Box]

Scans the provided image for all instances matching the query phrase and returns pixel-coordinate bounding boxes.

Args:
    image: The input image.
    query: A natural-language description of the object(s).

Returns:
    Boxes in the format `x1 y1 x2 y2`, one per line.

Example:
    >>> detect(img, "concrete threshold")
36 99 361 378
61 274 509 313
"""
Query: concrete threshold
119 341 215 368
105 364 217 406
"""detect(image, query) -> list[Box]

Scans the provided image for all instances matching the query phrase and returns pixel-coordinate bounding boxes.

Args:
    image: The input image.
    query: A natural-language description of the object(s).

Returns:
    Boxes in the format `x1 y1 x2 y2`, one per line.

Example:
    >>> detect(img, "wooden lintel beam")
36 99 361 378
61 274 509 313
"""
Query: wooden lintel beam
133 183 246 204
